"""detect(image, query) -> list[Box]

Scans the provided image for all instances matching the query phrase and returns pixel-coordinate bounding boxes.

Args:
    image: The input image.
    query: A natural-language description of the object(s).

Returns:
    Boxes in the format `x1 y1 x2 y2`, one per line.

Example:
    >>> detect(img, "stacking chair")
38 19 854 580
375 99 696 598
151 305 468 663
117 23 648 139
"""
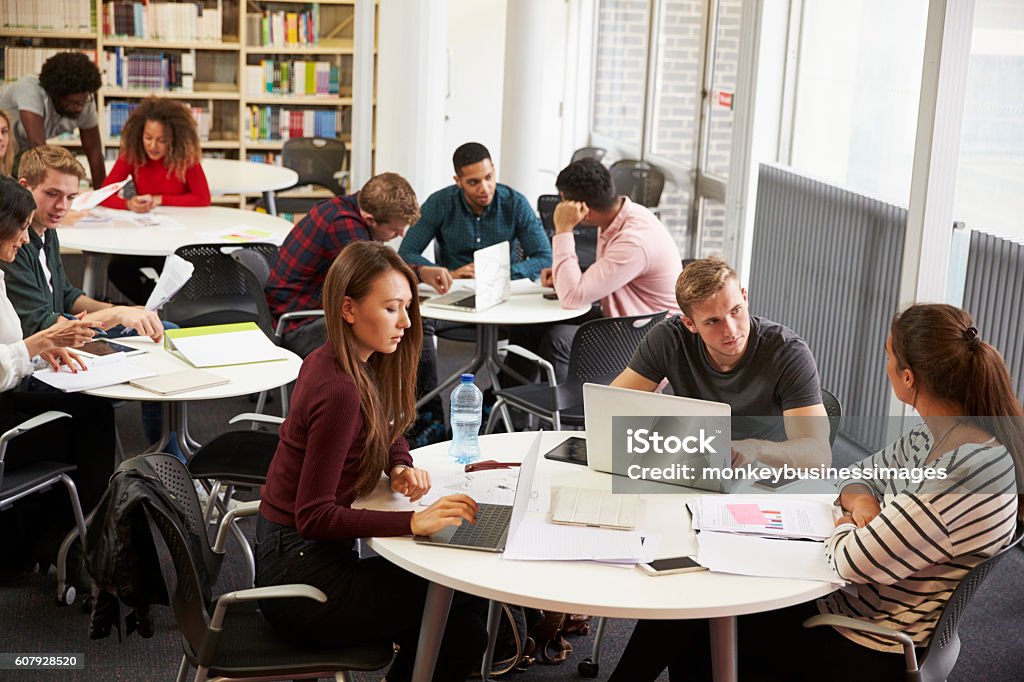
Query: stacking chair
0 410 88 605
140 454 394 682
570 146 607 164
804 522 1024 681
258 137 348 216
537 194 598 271
484 311 667 433
230 245 324 414
609 160 666 209
162 243 280 332
821 388 843 446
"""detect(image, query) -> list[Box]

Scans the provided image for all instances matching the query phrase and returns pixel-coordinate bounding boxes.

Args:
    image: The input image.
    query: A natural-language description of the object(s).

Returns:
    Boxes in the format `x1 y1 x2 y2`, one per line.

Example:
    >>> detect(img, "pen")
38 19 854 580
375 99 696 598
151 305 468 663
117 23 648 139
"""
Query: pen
62 312 108 338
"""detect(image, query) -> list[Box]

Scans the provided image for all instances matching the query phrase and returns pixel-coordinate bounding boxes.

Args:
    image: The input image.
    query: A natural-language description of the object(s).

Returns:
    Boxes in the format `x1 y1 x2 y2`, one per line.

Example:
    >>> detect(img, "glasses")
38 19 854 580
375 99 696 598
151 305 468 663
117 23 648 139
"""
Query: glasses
57 94 92 114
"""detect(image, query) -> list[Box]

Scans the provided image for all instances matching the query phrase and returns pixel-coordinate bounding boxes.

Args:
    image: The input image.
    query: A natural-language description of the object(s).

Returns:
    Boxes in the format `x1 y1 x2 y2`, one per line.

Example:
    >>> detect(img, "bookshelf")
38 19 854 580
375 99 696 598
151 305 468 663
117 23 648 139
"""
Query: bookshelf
1 0 374 210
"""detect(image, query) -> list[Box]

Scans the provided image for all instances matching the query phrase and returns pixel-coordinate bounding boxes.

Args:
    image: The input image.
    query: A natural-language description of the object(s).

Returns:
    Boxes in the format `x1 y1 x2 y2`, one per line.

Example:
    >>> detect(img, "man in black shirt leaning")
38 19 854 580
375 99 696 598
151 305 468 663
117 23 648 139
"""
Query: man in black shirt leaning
612 257 830 468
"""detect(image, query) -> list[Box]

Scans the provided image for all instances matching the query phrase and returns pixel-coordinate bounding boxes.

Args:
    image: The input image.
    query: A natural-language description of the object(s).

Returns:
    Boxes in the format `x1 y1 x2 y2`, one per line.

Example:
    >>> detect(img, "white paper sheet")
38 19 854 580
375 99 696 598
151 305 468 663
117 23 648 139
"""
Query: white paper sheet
145 254 195 311
417 468 549 512
70 180 130 211
196 225 284 245
696 531 843 584
32 353 156 392
692 496 838 540
168 328 289 367
503 518 659 562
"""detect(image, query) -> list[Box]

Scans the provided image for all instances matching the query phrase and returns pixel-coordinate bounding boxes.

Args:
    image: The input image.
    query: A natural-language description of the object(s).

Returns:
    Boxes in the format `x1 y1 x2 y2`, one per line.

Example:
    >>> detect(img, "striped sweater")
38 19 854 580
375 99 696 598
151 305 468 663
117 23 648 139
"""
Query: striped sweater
819 425 1018 652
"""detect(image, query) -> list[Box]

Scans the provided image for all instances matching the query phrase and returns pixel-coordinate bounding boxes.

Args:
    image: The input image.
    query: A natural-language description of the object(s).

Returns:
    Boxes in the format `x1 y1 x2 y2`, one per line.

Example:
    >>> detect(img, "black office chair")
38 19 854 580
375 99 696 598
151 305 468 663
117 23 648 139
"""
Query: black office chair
537 194 597 271
570 146 607 164
804 521 1024 682
141 454 394 682
609 160 666 209
485 311 667 432
0 410 88 605
260 137 348 216
162 243 280 332
821 388 842 446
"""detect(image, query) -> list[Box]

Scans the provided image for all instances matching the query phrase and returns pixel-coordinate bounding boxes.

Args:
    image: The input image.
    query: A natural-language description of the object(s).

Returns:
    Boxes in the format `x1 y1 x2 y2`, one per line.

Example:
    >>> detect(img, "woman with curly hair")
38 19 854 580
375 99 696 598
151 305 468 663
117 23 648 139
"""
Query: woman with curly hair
99 96 210 212
0 109 15 176
99 97 211 303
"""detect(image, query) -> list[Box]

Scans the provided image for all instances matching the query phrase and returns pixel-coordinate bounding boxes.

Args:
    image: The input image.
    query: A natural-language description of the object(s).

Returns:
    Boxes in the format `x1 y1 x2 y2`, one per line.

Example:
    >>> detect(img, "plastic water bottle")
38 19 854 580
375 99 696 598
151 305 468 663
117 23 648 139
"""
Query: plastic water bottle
449 374 483 464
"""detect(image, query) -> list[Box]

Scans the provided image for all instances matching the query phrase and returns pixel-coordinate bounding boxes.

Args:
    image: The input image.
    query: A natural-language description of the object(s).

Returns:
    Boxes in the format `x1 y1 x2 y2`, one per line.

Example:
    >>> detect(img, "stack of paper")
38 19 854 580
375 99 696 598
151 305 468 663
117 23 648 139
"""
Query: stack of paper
32 353 156 392
503 519 659 563
696 531 843 583
165 322 289 367
690 496 838 540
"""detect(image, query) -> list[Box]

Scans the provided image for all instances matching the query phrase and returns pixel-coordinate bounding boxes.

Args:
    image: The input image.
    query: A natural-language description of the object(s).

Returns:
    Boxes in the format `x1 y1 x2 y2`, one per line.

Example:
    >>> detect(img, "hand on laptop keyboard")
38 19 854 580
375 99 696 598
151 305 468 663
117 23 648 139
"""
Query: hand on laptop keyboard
411 494 479 536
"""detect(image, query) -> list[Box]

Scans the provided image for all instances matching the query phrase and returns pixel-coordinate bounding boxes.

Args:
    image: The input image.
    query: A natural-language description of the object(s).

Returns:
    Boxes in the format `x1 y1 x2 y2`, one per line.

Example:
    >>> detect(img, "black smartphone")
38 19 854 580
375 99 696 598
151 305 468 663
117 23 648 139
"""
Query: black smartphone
542 292 559 300
121 179 137 199
637 556 707 576
543 436 587 465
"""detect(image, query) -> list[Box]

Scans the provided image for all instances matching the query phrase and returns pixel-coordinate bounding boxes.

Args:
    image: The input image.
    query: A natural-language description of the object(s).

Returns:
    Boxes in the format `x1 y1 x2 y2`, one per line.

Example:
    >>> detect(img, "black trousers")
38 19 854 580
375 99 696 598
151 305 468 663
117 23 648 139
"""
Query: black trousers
608 601 911 682
0 390 115 570
255 515 487 682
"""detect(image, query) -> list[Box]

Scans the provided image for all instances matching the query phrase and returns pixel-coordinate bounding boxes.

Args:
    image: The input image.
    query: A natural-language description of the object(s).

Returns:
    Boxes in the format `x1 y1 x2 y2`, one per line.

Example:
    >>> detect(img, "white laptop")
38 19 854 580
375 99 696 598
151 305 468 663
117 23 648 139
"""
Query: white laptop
421 241 511 312
582 383 732 492
413 433 541 552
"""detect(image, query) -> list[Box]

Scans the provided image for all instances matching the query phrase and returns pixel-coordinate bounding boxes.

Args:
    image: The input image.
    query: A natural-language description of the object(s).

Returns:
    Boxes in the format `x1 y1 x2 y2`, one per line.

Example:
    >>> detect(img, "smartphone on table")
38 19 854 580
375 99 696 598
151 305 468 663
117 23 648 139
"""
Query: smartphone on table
637 556 707 576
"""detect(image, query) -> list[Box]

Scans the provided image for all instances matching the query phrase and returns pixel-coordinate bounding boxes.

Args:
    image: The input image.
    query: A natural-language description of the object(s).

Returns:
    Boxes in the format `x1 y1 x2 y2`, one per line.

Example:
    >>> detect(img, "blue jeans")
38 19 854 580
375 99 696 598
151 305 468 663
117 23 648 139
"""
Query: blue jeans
108 321 185 463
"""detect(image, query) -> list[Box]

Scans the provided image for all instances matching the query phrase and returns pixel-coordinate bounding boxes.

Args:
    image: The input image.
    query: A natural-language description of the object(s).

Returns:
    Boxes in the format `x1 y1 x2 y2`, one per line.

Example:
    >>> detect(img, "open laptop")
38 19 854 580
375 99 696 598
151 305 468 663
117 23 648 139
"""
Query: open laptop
582 383 732 492
414 433 541 552
421 241 511 312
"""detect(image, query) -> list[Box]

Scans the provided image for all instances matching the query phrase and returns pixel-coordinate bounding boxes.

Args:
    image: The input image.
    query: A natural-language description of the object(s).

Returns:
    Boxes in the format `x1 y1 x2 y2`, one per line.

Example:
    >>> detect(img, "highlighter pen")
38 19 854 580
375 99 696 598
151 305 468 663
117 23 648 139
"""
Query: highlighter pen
61 312 109 338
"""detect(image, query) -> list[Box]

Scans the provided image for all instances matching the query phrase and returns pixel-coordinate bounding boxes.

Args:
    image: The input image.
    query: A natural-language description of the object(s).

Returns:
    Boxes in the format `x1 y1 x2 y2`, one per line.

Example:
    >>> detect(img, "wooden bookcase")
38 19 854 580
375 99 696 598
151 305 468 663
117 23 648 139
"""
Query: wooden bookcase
1 0 374 210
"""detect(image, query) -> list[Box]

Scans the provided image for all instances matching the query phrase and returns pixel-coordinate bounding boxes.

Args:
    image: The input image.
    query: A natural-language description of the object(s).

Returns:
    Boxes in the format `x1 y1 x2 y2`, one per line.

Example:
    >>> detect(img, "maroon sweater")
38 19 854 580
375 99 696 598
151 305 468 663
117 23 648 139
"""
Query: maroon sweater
259 344 414 539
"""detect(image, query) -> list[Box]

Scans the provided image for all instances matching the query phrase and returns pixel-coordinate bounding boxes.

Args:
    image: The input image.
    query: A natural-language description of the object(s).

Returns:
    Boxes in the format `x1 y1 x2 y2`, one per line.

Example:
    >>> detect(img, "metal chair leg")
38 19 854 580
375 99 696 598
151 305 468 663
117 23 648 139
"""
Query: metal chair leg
484 399 505 434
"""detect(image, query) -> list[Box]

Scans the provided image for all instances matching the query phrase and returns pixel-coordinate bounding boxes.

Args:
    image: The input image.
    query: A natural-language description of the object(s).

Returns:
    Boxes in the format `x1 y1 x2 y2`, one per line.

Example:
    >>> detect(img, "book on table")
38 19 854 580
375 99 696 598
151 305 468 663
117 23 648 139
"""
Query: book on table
164 322 289 368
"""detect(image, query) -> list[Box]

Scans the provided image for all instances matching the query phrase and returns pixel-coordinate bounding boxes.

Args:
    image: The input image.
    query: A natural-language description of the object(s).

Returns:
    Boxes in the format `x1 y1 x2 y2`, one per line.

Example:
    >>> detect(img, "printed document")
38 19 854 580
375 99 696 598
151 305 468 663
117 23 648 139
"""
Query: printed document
145 254 194 311
503 518 658 562
692 496 838 540
32 353 155 392
70 180 129 211
696 531 843 584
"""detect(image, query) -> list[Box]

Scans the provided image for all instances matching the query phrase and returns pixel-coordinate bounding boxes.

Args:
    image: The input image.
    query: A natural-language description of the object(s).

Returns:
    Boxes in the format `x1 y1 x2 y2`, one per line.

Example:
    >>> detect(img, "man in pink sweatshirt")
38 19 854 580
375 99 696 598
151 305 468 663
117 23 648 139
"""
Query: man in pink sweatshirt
536 158 682 382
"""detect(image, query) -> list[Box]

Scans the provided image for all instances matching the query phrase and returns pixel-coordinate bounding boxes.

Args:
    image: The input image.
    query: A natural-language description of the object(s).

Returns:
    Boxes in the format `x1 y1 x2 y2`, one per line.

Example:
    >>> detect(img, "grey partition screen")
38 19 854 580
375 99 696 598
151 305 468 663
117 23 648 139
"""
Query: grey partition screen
962 231 1024 402
748 164 907 451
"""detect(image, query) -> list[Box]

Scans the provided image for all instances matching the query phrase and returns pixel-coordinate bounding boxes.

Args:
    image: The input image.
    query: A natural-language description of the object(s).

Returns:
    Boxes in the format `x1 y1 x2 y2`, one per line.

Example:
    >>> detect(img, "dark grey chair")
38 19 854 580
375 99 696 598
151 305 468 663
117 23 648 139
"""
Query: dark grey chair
821 388 842 446
140 454 394 682
570 146 607 164
264 137 348 216
804 521 1024 681
485 311 667 432
0 410 88 605
609 160 666 209
537 194 597 271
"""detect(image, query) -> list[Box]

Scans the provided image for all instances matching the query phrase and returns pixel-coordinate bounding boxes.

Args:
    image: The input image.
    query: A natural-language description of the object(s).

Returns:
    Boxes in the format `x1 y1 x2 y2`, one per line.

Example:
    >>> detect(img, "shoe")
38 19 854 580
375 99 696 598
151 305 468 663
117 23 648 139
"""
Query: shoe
89 591 121 641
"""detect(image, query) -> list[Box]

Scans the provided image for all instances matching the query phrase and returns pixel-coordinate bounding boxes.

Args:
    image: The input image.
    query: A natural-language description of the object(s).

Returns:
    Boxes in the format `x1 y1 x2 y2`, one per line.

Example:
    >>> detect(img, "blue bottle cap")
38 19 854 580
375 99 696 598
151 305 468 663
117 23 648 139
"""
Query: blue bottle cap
460 373 475 383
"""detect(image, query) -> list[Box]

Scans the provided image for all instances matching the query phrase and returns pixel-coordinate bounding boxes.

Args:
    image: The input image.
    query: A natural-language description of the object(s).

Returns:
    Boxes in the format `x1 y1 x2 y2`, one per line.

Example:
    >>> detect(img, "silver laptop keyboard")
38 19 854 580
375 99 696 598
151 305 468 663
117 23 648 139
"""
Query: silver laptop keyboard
449 503 512 547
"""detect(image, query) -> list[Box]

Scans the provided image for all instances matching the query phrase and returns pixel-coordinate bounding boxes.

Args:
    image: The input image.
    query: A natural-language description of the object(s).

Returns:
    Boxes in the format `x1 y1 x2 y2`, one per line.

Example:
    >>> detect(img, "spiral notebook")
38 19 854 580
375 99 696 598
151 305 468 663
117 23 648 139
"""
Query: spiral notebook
129 369 229 395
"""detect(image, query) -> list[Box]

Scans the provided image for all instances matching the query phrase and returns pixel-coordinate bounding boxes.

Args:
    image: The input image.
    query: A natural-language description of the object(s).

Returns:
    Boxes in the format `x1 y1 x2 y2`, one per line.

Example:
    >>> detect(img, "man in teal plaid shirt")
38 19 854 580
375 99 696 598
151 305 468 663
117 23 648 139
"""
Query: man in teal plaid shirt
398 142 551 280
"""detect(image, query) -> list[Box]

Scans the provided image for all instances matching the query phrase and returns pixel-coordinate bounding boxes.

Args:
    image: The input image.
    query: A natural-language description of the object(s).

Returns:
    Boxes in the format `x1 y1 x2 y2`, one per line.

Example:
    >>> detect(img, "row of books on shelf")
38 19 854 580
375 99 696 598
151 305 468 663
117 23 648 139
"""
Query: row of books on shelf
103 2 222 43
0 0 91 32
246 106 340 142
106 101 211 141
102 49 196 92
246 9 321 48
2 48 96 83
246 152 281 166
244 61 340 98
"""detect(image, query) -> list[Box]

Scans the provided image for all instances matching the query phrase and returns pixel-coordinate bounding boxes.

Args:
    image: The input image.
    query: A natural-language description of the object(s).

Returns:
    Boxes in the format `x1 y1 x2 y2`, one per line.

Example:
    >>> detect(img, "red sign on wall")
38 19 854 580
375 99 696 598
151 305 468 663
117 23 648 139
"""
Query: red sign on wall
717 91 733 109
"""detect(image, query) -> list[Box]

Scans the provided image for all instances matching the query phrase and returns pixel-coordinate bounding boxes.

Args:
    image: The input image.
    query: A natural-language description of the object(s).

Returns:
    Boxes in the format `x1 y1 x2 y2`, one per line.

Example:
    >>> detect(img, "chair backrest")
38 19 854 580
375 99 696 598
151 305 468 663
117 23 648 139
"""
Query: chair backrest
570 146 607 164
536 194 597 270
918 522 1024 680
566 311 667 386
609 160 666 208
163 243 279 334
820 388 842 446
230 246 280 340
281 137 347 195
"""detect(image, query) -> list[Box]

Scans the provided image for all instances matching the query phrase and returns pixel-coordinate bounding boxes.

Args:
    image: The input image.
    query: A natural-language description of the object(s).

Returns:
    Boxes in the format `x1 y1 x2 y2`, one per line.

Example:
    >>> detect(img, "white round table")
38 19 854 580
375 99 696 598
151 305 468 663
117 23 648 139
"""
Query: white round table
57 205 294 297
94 158 299 215
84 334 301 457
361 431 837 682
417 293 592 429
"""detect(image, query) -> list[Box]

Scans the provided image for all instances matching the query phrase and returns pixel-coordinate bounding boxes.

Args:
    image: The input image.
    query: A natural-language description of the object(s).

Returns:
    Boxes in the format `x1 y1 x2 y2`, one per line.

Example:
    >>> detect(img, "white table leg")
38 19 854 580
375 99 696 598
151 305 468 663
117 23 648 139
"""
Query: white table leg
709 616 738 682
81 252 110 299
411 582 454 682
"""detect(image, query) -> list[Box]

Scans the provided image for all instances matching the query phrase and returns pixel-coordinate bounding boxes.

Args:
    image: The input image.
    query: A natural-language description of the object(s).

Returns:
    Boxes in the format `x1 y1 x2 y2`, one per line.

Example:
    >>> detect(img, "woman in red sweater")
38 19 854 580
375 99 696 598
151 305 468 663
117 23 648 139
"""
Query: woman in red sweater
256 241 486 681
100 97 211 303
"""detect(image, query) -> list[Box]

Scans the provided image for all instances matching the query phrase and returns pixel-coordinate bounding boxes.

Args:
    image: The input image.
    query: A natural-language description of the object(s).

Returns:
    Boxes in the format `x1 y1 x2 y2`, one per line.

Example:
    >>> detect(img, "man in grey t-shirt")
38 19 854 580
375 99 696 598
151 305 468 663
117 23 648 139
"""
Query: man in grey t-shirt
612 257 830 468
0 52 105 186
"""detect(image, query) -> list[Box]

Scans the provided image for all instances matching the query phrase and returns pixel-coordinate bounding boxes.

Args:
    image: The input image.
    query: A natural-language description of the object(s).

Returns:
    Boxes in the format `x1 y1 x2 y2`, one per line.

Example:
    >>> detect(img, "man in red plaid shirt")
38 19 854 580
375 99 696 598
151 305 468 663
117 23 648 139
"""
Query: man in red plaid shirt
266 172 453 444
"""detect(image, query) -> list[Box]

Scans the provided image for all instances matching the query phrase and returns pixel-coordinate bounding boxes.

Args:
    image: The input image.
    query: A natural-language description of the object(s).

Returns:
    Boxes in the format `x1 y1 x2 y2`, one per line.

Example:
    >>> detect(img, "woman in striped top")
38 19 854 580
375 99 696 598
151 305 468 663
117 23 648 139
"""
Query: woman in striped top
609 303 1022 681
